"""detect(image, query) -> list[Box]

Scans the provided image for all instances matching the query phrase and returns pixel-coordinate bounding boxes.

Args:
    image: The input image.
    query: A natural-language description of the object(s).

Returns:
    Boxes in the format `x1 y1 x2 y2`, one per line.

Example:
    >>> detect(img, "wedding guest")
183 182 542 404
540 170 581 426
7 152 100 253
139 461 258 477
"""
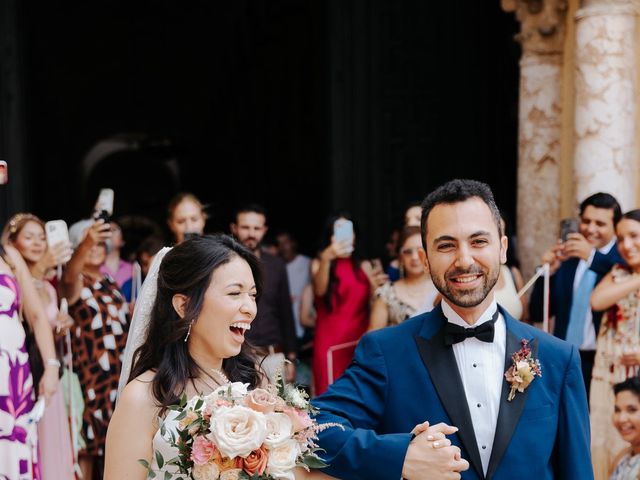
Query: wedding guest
387 201 422 282
61 219 129 480
590 209 640 480
100 221 133 289
609 377 640 479
137 235 165 280
167 193 207 245
3 213 75 480
369 226 438 330
493 217 526 321
0 242 59 480
311 213 382 395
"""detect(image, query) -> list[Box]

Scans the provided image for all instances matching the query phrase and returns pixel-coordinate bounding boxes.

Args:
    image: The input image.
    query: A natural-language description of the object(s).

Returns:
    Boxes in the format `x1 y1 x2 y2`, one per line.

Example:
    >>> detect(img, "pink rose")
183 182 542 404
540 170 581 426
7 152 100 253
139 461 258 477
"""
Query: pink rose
283 407 313 433
191 436 216 465
245 388 278 413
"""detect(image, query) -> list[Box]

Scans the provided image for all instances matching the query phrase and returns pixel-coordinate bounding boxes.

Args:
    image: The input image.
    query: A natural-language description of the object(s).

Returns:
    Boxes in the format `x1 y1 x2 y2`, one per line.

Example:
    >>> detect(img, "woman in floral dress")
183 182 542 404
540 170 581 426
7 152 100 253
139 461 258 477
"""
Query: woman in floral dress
591 209 640 480
0 244 59 479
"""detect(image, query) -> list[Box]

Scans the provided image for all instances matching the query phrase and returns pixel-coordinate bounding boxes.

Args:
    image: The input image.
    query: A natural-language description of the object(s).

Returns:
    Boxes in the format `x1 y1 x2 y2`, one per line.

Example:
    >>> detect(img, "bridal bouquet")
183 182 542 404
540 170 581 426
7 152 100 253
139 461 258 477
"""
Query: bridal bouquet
141 374 338 480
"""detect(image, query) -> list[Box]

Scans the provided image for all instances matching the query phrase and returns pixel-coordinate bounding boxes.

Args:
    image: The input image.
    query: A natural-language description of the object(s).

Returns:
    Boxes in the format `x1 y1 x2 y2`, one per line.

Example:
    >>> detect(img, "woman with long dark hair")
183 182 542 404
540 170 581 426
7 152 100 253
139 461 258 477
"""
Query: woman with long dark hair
104 235 334 479
311 213 382 395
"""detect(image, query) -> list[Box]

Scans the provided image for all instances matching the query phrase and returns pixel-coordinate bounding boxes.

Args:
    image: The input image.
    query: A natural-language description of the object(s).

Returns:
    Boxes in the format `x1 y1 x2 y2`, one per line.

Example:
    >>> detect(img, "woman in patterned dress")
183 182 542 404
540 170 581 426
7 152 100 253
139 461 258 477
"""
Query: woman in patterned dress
0 243 59 480
369 226 438 330
590 209 640 480
61 219 129 480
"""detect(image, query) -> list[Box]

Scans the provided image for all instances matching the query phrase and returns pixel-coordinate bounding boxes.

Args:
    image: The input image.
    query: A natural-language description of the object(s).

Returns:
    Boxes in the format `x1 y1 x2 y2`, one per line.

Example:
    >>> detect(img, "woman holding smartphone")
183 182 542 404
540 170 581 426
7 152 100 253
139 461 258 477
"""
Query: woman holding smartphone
311 213 384 395
61 219 130 480
3 214 75 480
0 228 59 479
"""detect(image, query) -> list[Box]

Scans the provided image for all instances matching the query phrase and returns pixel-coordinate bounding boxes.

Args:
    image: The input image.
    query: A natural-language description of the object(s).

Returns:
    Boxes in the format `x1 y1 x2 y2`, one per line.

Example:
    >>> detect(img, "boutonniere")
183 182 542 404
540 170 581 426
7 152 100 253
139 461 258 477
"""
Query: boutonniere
504 339 541 401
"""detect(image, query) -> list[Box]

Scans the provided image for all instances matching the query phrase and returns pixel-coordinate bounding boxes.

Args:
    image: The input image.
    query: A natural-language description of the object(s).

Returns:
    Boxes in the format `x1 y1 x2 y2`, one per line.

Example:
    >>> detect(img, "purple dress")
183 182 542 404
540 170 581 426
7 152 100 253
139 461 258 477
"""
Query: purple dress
0 273 41 479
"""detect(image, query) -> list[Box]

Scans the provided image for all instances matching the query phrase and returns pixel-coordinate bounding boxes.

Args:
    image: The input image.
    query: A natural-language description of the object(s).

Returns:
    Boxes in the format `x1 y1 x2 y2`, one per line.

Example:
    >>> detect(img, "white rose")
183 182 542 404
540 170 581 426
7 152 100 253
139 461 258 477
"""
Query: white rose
263 412 294 449
209 405 267 458
192 463 220 480
207 382 250 401
219 469 243 480
284 385 308 409
267 439 300 480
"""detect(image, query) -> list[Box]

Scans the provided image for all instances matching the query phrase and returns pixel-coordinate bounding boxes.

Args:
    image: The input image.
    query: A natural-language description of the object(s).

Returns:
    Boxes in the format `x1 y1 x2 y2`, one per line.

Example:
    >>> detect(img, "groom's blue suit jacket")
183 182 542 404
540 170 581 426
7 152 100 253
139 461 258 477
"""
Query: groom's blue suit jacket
312 305 593 480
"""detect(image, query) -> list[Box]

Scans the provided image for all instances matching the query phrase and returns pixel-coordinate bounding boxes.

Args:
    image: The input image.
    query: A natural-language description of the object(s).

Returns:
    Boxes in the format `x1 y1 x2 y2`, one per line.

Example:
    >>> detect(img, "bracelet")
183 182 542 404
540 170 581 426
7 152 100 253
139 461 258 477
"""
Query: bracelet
45 358 61 368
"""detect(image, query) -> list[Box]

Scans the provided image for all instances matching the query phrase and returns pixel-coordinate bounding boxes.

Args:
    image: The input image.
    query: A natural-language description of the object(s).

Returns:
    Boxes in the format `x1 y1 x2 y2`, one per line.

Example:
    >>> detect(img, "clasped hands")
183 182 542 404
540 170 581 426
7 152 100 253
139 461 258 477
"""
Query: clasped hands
402 421 469 480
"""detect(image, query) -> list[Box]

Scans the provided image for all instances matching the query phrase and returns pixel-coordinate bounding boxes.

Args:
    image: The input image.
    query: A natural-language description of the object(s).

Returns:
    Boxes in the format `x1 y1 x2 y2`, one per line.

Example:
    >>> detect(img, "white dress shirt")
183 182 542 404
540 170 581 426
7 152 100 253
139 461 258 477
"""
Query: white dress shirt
572 237 615 351
441 299 506 476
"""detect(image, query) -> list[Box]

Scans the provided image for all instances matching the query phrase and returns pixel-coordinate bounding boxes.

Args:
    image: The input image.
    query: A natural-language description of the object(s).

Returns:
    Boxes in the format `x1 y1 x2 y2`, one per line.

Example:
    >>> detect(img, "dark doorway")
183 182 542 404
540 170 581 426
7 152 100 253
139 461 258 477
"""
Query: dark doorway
18 1 518 256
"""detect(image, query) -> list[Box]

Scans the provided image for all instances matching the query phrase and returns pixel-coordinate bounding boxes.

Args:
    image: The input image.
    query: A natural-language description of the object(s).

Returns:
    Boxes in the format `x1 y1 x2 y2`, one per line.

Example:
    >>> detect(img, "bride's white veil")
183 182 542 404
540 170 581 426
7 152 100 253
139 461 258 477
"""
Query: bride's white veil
118 246 172 398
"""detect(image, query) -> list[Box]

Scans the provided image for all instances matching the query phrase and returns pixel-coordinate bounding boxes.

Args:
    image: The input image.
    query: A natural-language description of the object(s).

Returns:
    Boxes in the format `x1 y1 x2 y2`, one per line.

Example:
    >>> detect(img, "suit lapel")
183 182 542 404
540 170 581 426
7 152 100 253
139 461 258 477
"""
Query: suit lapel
415 311 484 479
485 316 538 479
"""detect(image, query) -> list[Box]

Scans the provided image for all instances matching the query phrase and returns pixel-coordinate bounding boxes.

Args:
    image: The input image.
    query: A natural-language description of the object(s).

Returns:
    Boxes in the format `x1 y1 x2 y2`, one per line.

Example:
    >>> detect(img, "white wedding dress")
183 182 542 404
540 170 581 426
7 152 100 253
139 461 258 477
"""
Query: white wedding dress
149 408 183 477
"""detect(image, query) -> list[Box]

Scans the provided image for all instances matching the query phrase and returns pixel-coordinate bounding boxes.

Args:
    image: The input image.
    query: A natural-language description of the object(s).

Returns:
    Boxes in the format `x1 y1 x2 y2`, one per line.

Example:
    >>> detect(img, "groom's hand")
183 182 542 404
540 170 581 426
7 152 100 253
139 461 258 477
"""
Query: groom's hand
402 423 469 480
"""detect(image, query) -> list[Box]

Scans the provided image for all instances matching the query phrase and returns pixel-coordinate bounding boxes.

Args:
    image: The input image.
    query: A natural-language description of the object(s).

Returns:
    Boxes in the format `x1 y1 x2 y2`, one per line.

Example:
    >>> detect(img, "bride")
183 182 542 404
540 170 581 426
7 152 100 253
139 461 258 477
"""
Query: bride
104 234 334 479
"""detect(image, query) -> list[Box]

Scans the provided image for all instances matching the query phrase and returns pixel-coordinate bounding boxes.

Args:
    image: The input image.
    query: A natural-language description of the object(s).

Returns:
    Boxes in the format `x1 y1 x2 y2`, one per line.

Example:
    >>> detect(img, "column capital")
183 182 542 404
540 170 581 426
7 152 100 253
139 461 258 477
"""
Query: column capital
577 0 640 18
502 0 568 55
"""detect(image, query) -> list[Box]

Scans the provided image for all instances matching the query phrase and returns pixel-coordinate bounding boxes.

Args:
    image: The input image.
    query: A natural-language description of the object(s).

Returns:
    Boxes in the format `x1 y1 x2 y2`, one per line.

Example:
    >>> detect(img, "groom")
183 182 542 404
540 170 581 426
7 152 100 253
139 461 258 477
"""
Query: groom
312 179 593 480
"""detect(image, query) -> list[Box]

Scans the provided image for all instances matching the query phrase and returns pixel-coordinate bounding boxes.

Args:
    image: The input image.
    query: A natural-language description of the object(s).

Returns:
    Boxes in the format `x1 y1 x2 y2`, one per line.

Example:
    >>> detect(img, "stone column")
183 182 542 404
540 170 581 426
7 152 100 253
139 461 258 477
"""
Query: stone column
502 0 568 280
573 0 638 211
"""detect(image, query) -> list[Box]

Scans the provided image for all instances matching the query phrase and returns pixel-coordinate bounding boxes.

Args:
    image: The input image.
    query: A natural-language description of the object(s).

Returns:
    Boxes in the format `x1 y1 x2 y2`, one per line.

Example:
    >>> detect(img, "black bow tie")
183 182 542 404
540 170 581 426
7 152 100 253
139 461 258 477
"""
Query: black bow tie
443 310 499 346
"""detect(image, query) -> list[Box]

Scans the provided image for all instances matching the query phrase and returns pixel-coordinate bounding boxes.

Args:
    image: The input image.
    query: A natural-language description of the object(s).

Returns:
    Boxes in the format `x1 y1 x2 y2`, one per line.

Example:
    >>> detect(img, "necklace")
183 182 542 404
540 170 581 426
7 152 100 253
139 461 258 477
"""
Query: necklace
210 368 230 385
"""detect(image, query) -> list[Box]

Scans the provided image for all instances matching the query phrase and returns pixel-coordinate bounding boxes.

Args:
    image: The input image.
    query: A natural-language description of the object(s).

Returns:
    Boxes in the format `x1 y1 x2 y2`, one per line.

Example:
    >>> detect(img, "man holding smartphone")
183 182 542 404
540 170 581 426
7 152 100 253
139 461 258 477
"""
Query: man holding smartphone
529 192 623 397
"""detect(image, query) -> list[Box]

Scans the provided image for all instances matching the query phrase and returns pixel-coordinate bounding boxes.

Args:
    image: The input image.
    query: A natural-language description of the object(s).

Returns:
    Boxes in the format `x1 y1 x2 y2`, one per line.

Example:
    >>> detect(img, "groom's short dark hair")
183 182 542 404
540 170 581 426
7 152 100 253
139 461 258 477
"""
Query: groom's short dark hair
420 179 503 247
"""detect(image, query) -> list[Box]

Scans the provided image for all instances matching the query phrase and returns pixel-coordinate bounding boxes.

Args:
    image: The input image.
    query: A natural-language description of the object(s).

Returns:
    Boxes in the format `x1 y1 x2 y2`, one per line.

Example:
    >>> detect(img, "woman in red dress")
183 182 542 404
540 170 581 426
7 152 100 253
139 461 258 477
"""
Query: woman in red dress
311 213 383 395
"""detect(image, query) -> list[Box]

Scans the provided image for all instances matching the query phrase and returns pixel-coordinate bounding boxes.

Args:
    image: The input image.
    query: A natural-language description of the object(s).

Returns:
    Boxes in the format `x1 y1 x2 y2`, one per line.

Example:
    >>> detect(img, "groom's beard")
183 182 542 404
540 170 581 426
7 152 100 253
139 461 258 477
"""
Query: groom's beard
430 263 500 308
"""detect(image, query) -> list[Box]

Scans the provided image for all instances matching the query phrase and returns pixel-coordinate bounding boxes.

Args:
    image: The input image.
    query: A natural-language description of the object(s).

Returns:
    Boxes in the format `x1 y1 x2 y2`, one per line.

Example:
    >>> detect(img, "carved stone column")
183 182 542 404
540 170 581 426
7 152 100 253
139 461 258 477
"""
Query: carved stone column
573 0 639 212
502 0 568 280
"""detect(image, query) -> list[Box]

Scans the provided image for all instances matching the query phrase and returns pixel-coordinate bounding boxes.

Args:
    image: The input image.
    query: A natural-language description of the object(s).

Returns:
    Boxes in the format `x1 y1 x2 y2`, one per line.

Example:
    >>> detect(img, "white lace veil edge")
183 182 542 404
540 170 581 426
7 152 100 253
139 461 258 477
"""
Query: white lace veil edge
117 246 172 398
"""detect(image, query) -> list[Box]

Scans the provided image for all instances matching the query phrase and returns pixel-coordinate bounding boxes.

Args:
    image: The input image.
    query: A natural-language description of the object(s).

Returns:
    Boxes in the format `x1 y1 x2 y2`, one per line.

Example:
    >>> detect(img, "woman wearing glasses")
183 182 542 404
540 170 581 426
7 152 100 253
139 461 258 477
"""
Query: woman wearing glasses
369 226 438 330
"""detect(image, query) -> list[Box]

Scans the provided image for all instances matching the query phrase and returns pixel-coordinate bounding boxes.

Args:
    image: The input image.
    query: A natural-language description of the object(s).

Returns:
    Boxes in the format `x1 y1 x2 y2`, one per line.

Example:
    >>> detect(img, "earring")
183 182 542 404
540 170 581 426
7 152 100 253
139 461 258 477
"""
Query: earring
184 318 195 342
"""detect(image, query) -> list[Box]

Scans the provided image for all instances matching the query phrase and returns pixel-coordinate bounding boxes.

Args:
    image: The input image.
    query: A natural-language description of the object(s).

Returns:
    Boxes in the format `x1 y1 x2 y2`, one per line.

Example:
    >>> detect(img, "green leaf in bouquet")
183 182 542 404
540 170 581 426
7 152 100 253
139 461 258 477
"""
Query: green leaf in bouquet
166 456 181 466
174 409 188 421
179 392 188 407
159 418 166 437
148 471 157 479
194 398 204 411
155 451 165 469
302 453 328 469
164 471 173 480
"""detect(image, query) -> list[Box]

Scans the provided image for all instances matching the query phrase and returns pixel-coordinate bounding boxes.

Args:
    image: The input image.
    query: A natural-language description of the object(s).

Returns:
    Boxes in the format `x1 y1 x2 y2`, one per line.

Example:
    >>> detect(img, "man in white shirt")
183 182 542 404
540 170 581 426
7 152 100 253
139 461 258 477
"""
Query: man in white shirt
313 179 592 480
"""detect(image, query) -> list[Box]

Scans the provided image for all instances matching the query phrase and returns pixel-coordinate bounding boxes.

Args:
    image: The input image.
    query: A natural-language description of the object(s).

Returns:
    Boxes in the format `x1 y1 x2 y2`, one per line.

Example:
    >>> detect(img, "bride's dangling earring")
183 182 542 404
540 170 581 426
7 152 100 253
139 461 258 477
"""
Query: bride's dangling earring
184 318 195 342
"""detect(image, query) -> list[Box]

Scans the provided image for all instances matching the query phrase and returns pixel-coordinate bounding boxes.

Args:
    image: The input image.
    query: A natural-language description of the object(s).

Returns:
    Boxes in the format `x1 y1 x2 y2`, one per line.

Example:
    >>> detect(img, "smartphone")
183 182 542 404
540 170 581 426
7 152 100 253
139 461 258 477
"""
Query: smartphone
93 188 114 221
0 160 7 185
334 218 354 245
559 218 579 242
183 232 201 242
45 220 70 249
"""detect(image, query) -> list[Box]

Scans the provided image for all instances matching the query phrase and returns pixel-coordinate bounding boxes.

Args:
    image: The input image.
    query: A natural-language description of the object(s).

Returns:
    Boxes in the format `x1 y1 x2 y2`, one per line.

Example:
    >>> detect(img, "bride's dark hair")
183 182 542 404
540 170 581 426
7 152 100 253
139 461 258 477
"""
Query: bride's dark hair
128 234 264 409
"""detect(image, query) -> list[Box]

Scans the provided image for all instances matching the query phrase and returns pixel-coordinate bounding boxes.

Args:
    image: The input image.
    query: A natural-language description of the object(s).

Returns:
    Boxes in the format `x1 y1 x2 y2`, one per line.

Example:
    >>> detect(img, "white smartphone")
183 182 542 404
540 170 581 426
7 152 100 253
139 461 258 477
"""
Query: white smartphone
45 220 71 265
45 220 70 248
334 218 354 245
93 188 114 220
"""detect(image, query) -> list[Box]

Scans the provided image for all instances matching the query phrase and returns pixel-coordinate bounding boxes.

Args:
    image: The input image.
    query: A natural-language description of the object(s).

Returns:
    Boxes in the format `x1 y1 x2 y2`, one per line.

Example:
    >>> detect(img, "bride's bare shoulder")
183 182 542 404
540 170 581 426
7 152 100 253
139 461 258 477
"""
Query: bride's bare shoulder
118 370 156 409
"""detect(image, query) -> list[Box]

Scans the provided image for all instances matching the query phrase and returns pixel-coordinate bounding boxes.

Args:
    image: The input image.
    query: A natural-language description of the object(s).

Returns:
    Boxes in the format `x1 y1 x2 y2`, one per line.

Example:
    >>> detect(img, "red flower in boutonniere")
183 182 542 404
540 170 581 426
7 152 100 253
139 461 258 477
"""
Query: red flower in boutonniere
504 339 542 402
